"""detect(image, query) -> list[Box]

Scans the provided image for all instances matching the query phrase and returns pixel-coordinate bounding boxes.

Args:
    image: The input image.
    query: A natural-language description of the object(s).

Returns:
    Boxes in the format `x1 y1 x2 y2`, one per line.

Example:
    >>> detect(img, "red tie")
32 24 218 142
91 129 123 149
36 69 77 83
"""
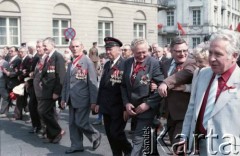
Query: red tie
131 62 141 84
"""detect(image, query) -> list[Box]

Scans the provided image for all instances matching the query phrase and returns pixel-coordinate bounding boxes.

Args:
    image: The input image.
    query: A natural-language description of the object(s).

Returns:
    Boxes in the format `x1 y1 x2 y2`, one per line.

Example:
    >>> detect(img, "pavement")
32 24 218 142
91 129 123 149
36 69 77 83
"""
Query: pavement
0 107 171 156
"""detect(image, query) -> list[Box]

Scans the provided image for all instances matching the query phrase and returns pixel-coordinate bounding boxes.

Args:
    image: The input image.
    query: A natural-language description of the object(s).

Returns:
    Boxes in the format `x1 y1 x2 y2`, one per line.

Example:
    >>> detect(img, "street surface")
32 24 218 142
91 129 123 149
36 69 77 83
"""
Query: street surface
0 108 170 156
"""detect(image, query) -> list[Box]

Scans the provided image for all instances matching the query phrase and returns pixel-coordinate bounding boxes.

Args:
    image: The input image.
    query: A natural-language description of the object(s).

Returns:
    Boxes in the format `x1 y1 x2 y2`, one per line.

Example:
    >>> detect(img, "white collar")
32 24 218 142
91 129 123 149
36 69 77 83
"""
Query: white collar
48 49 55 59
111 55 120 67
10 55 18 63
33 51 37 57
22 55 27 62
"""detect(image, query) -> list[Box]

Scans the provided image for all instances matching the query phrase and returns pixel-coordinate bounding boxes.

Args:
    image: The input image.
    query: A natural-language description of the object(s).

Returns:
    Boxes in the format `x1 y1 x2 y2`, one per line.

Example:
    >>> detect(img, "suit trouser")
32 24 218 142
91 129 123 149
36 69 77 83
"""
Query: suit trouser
0 87 9 114
37 99 61 139
69 104 99 150
28 85 41 129
167 115 183 145
103 113 132 155
131 118 154 156
14 93 28 119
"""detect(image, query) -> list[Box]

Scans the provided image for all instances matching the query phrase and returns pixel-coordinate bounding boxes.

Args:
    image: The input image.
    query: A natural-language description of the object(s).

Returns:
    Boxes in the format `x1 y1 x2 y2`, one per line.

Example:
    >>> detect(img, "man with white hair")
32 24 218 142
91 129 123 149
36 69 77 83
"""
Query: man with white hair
0 51 9 117
38 37 66 143
178 30 240 155
13 47 31 120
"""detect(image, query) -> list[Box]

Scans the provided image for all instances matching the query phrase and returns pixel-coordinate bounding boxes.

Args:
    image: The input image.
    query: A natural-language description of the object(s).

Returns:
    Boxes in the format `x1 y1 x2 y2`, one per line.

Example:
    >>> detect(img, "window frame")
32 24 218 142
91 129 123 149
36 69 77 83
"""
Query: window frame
192 9 201 26
98 21 113 46
52 19 71 46
166 10 174 26
192 37 201 48
133 23 146 39
0 17 20 47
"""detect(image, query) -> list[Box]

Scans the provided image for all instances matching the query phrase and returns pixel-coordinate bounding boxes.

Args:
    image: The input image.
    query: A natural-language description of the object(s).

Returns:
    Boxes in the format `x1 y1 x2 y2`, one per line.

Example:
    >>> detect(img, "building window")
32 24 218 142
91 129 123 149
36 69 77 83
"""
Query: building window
166 37 173 44
193 10 201 25
0 17 20 46
98 21 112 45
167 10 174 26
52 19 70 45
134 0 145 2
134 23 146 39
192 37 201 48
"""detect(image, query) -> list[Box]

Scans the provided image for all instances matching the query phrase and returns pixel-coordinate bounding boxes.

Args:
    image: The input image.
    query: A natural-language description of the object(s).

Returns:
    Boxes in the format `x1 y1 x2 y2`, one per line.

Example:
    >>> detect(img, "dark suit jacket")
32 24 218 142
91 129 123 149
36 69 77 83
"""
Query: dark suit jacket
17 56 31 82
97 57 125 116
28 53 40 86
40 51 66 99
162 58 197 120
6 56 21 90
121 56 164 118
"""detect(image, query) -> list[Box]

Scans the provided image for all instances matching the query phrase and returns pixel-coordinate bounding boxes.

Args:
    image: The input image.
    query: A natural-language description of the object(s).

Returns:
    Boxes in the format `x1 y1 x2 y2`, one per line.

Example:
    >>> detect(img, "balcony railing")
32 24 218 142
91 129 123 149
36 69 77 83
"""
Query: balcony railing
157 0 176 8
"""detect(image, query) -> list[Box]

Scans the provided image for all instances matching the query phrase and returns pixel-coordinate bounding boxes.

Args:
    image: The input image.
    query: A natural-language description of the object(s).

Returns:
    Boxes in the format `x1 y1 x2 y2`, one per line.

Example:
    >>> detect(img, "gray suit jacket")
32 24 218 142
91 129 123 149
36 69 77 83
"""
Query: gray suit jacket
121 56 164 118
0 60 9 88
181 66 240 155
61 54 98 108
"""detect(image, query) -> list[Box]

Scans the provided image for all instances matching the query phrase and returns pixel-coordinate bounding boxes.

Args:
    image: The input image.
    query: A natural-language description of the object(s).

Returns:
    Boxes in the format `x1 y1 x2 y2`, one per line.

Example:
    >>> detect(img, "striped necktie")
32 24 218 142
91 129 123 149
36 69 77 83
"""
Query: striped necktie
203 74 220 129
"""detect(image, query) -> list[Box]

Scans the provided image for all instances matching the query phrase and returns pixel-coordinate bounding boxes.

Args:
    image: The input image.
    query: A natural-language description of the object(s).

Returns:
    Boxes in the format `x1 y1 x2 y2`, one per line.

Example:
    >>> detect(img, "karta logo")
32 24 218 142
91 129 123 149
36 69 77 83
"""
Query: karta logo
156 128 240 155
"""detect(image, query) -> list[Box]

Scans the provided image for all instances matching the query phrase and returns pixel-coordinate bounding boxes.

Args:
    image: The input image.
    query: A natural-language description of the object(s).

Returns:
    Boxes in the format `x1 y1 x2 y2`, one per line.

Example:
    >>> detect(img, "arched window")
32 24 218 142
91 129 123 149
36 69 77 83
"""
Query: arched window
134 11 146 39
0 0 21 46
98 7 113 45
52 3 71 46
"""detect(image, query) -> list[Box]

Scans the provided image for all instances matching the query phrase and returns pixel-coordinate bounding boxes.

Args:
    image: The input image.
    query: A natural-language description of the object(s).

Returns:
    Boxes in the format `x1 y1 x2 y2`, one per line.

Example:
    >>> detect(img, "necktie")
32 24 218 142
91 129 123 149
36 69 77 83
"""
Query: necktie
203 74 220 129
131 62 141 84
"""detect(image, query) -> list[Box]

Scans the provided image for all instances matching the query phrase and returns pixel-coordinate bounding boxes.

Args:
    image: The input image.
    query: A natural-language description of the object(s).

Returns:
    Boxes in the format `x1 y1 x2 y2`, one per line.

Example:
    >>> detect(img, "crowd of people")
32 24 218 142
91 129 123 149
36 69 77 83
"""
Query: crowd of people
0 29 240 156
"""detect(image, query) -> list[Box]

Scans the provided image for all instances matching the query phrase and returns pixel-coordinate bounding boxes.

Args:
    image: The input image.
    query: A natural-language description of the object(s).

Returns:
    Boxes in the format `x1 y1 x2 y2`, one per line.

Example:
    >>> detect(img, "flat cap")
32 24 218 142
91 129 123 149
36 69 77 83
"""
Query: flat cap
104 37 123 48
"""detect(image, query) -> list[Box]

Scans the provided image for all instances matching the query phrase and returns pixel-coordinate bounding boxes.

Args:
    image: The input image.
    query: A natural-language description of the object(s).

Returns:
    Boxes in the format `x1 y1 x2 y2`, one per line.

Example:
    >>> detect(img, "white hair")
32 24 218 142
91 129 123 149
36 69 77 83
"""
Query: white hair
210 30 240 55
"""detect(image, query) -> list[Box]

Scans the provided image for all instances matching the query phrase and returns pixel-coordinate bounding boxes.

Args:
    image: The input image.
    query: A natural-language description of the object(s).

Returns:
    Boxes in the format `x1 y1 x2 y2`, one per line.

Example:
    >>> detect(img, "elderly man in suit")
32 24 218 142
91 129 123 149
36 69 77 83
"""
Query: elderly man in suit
3 46 21 113
26 41 42 133
61 39 101 154
177 30 240 155
95 37 132 156
13 46 31 120
0 51 9 117
121 38 164 156
37 37 66 143
158 37 196 147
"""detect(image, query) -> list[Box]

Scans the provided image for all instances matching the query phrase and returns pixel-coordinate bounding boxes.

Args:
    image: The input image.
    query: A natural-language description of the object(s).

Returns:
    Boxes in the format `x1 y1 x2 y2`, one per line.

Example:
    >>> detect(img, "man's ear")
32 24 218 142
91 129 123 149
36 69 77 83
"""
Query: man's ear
233 52 239 59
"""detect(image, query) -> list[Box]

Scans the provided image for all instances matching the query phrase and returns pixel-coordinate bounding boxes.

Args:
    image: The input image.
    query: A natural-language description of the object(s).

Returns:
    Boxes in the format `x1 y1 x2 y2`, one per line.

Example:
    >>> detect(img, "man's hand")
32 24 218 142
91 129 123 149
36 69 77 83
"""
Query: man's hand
94 105 99 113
60 100 66 109
3 68 10 76
52 93 59 100
158 82 168 97
91 104 96 111
135 103 150 114
126 103 136 116
150 82 158 92
123 111 129 121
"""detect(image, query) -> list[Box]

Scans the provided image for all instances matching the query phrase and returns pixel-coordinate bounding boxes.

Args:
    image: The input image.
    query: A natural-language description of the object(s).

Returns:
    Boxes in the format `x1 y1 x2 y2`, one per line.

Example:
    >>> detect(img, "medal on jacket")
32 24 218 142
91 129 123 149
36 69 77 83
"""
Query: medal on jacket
140 74 150 85
110 66 123 86
47 65 55 73
75 64 88 80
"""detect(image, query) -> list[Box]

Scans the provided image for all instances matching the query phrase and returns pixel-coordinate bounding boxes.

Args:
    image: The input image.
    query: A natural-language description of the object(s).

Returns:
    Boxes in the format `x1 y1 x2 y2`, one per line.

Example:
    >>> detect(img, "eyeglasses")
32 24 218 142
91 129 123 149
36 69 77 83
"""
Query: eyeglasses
173 49 188 54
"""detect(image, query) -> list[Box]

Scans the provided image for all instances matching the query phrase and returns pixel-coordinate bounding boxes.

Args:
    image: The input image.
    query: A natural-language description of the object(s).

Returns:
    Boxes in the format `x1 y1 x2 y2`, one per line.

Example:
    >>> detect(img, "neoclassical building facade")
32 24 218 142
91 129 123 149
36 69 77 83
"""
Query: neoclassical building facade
158 0 240 48
0 0 159 52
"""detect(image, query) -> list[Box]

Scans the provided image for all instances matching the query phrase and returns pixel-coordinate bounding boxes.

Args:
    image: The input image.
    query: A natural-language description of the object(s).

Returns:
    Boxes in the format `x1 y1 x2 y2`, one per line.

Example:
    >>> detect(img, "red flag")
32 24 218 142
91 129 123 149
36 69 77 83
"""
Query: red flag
157 24 163 29
177 22 186 35
236 23 240 32
229 24 233 30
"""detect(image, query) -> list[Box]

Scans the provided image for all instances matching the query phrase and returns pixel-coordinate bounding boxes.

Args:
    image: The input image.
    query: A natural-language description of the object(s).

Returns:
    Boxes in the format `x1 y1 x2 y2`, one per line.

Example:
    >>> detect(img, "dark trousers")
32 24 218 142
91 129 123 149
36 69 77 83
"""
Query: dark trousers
37 99 61 139
14 92 28 119
167 115 183 145
28 86 41 129
0 87 9 114
103 114 132 156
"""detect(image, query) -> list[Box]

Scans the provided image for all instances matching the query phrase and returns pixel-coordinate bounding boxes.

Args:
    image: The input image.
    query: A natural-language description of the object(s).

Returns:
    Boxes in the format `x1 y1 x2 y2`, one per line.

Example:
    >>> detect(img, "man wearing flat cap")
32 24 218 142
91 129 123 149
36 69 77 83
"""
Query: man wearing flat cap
95 37 132 156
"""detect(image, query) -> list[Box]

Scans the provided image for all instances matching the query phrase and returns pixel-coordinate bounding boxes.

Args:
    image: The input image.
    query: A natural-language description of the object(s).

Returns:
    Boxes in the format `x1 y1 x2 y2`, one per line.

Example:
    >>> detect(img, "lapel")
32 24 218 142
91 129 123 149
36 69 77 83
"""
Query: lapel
210 66 240 118
104 57 122 86
194 68 213 119
132 56 149 88
42 51 56 75
164 58 173 78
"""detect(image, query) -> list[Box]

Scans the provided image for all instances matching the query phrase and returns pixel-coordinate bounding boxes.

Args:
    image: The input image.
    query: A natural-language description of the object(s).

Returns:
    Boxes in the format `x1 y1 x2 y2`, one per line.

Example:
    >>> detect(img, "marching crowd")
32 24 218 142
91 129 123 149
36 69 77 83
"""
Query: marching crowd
0 29 240 156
